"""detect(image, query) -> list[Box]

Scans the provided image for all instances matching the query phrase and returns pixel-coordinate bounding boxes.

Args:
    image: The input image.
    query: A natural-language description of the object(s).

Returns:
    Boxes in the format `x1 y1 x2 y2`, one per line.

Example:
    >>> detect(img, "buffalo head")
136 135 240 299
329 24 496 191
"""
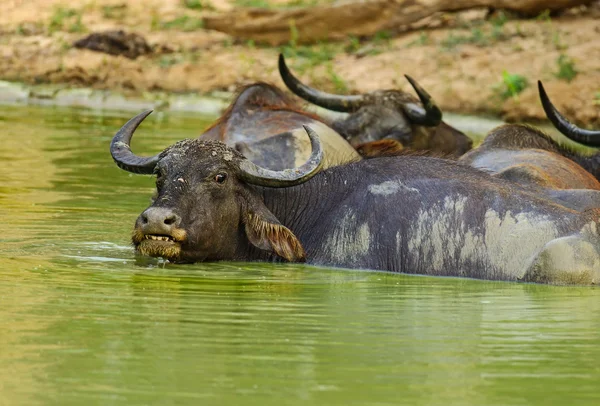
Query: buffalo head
111 111 323 263
278 54 472 157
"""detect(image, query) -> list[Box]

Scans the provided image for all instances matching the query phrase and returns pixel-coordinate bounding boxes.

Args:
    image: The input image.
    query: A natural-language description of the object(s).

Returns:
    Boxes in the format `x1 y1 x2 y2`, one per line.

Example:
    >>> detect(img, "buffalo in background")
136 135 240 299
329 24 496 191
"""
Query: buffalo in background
460 81 600 211
278 54 473 157
200 82 360 170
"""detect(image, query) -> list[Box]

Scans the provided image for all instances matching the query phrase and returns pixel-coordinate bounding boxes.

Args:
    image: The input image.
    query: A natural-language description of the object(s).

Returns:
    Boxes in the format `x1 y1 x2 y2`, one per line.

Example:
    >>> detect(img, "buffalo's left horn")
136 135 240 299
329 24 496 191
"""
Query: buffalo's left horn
278 54 364 112
402 75 442 127
239 125 324 187
538 80 600 147
110 110 161 174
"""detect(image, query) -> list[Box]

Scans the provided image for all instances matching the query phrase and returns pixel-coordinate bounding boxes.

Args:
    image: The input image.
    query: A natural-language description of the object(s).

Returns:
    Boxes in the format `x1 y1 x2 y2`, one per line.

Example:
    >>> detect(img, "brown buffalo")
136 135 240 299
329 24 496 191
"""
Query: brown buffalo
460 81 600 211
201 82 360 170
278 54 472 157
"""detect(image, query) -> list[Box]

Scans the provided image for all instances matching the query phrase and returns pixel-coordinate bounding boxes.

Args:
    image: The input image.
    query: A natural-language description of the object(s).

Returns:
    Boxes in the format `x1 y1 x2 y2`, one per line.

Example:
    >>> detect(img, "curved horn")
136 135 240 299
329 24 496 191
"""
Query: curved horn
238 125 324 187
278 53 364 112
402 75 442 127
110 110 160 174
538 80 600 147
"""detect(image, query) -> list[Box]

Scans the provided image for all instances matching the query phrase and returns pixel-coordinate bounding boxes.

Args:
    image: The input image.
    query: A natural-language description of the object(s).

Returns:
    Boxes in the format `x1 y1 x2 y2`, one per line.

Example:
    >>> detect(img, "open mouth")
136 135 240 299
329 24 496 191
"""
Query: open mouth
144 234 176 242
132 226 188 261
136 234 182 260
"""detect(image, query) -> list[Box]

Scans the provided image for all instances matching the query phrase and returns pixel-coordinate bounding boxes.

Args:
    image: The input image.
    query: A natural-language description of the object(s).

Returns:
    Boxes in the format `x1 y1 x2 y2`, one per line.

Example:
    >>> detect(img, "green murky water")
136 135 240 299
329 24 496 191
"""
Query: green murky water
1 105 599 405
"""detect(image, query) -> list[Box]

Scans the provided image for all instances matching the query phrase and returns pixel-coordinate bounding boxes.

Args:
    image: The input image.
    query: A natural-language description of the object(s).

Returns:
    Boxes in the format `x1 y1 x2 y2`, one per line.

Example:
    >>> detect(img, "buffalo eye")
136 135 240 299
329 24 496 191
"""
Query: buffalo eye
214 173 227 184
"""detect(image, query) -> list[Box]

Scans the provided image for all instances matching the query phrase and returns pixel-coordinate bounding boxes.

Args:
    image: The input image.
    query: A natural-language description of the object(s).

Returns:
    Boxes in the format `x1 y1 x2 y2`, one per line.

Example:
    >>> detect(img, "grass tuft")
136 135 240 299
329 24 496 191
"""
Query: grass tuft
154 15 204 31
555 54 577 82
48 7 86 34
183 0 214 10
494 71 528 100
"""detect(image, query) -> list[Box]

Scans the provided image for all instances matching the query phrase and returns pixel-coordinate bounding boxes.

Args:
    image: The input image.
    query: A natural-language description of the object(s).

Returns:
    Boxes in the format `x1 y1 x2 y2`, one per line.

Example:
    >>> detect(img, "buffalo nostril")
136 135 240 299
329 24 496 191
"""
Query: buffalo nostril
140 207 179 231
164 214 178 226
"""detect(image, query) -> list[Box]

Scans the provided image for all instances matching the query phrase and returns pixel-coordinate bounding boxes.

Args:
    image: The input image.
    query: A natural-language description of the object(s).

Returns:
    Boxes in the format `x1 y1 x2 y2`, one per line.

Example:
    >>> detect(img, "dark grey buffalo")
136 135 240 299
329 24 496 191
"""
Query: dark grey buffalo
201 82 359 170
460 81 600 211
111 111 600 285
278 54 472 157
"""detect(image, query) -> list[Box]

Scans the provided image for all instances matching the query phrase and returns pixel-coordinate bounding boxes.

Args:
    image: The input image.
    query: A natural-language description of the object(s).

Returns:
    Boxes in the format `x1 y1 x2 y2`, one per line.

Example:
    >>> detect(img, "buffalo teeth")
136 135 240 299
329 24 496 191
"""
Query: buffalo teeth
144 235 175 242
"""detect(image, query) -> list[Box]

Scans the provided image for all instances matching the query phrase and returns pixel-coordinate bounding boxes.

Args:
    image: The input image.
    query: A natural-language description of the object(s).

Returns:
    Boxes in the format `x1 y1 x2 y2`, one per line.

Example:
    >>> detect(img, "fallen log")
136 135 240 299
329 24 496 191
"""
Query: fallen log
203 0 593 45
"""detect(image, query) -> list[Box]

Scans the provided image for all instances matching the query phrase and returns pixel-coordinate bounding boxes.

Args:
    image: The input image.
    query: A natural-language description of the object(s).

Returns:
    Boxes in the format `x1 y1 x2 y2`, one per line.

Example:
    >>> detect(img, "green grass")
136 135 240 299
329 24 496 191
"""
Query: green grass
101 5 127 20
440 32 469 49
159 55 183 68
278 19 344 71
325 63 348 93
440 13 513 50
536 9 552 22
280 24 395 71
15 22 44 36
280 42 342 71
407 31 431 47
551 30 568 51
340 30 393 56
285 0 321 7
288 19 299 48
490 11 508 28
373 30 393 44
15 24 27 35
344 36 361 53
555 54 577 82
183 0 214 10
234 0 271 7
494 71 529 100
221 37 234 47
155 15 204 31
48 7 86 34
490 11 508 41
440 29 489 50
539 9 568 51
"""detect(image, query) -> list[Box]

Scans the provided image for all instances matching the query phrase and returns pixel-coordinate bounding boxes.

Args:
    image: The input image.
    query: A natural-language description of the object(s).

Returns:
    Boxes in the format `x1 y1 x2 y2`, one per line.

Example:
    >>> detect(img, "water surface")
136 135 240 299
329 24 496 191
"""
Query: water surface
1 105 599 405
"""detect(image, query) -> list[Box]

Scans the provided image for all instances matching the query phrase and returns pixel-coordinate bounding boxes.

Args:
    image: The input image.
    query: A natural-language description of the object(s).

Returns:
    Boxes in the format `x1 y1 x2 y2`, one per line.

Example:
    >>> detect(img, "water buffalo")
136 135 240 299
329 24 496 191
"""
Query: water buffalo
201 82 360 170
278 54 472 157
111 111 600 285
460 81 600 211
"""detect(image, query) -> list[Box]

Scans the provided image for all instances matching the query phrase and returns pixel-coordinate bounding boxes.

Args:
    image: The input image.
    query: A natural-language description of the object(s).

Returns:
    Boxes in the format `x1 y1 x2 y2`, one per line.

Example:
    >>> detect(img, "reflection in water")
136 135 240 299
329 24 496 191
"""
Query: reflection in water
0 106 599 406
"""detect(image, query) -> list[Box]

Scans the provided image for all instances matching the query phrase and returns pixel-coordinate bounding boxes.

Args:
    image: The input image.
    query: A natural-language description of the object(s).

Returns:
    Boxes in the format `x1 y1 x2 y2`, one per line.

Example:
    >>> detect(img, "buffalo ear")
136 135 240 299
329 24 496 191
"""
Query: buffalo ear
244 203 306 262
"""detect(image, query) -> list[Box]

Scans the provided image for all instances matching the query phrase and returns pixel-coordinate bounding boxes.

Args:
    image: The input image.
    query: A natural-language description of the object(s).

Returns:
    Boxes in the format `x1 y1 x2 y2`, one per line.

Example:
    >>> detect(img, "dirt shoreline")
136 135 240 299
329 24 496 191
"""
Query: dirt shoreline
1 0 599 126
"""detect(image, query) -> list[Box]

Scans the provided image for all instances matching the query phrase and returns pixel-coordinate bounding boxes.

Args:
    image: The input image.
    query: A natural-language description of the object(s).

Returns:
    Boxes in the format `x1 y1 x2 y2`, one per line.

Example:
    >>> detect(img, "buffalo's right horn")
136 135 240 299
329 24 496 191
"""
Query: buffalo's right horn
110 110 161 174
278 54 364 112
538 81 600 147
402 75 443 127
238 125 324 187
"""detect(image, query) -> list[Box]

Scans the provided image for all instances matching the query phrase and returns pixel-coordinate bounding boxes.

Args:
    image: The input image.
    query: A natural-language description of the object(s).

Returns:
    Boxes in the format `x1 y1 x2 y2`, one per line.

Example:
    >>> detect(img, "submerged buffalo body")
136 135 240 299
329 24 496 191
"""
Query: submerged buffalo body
460 81 600 211
278 54 472 157
201 82 359 170
111 111 600 285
